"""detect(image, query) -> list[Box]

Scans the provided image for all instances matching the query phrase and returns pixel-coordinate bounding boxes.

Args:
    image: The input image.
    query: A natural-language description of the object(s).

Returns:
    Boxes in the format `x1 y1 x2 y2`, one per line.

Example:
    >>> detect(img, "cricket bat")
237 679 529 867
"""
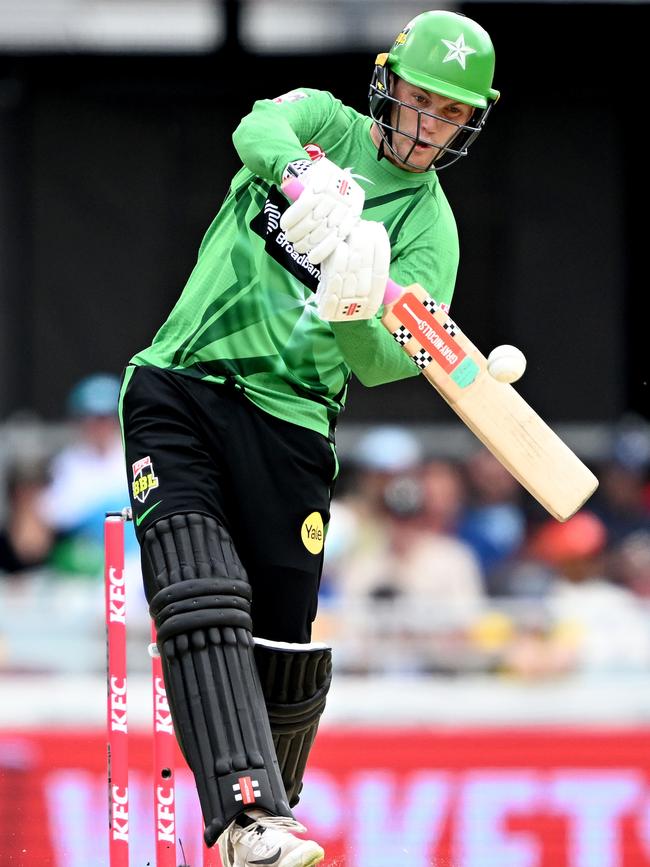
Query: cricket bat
380 280 598 521
281 177 598 521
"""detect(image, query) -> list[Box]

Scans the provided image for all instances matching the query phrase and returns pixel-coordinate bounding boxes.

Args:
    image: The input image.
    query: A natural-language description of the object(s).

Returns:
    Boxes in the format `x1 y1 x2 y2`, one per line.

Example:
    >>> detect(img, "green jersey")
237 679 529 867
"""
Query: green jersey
131 88 460 438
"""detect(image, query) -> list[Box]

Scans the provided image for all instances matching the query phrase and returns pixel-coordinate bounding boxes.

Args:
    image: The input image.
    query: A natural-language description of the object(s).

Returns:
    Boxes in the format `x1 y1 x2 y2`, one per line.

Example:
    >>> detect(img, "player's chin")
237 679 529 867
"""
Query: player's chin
404 143 438 171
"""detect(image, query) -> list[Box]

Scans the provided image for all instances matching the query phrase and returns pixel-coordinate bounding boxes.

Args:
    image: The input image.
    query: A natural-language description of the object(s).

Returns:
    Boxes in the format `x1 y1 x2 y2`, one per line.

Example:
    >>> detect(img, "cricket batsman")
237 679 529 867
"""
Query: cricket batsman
119 10 499 866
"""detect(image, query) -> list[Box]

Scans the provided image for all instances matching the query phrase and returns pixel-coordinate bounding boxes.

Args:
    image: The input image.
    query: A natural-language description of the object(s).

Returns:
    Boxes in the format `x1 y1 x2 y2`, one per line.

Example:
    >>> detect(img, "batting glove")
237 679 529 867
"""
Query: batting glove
280 157 364 264
315 220 390 322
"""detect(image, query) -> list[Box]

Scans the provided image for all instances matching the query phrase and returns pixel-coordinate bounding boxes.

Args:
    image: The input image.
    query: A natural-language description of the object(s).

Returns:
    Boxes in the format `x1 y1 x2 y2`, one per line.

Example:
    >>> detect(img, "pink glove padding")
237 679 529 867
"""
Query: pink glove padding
280 157 365 265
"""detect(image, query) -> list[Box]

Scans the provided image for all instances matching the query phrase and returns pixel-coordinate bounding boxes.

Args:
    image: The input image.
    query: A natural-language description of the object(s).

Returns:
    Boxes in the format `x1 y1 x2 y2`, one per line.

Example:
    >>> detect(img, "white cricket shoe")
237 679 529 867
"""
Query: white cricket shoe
218 809 324 867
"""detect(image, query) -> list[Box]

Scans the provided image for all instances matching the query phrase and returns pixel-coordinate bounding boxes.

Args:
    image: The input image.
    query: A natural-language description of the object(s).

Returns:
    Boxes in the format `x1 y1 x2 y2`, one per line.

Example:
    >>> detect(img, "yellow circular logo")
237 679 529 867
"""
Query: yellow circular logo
301 512 324 555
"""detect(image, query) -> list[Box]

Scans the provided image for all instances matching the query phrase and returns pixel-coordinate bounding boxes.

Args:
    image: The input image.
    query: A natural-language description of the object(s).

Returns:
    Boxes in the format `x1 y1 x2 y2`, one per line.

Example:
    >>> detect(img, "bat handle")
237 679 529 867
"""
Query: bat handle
281 177 404 307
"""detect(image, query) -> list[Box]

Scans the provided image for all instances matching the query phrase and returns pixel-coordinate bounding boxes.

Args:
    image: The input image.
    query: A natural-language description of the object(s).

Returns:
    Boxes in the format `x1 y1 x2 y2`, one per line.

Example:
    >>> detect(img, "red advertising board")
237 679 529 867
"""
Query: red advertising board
2 727 650 866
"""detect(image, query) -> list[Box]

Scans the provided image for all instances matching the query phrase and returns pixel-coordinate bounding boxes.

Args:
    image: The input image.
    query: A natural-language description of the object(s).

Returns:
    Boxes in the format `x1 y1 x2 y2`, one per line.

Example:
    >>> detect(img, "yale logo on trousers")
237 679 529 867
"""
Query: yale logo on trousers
301 512 324 555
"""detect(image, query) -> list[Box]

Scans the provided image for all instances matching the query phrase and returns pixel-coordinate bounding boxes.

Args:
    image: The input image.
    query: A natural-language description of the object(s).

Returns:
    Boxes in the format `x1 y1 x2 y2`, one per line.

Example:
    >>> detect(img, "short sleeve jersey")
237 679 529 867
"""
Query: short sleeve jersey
131 88 460 438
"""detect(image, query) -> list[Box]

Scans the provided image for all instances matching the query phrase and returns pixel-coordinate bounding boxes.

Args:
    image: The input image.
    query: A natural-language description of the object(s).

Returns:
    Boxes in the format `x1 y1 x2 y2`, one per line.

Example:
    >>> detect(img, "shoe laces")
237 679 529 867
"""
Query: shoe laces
251 812 307 835
236 825 280 859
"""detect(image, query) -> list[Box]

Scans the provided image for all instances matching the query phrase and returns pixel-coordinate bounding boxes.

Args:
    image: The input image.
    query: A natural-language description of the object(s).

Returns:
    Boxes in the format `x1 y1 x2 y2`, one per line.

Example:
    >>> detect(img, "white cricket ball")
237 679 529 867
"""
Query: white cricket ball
487 344 527 383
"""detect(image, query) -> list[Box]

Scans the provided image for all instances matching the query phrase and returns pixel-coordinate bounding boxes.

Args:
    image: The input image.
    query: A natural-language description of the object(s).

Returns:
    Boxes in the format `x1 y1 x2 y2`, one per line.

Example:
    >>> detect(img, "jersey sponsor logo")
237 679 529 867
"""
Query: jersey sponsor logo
131 455 159 504
301 511 324 555
250 185 321 291
263 200 282 234
272 89 308 104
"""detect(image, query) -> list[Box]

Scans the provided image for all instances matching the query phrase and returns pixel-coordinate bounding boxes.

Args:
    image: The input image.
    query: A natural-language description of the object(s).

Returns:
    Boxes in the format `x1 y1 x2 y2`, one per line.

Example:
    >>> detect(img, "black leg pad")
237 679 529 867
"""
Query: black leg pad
254 638 333 806
145 514 293 846
140 511 248 602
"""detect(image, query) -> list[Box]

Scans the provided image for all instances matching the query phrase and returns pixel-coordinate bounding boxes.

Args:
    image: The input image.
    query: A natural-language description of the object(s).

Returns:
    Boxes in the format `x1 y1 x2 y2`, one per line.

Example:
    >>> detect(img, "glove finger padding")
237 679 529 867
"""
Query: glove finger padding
304 227 343 265
285 194 336 244
281 157 364 264
306 210 360 266
315 243 350 320
292 219 334 257
306 205 359 265
315 221 391 322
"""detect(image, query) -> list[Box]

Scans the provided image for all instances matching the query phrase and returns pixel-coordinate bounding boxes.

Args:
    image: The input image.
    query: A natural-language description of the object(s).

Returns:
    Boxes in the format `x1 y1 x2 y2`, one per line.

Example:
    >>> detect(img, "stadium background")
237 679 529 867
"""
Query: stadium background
1 1 650 865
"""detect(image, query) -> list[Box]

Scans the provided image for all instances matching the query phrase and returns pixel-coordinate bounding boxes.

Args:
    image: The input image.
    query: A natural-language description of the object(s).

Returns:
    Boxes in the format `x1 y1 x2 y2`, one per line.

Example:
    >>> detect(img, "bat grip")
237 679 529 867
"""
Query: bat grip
281 177 305 204
280 177 404 307
383 279 402 305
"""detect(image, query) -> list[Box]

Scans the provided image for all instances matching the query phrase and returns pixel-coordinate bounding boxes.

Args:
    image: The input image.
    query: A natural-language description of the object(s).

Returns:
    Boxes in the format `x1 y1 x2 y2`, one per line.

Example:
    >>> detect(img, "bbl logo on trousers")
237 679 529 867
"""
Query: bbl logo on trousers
132 455 159 503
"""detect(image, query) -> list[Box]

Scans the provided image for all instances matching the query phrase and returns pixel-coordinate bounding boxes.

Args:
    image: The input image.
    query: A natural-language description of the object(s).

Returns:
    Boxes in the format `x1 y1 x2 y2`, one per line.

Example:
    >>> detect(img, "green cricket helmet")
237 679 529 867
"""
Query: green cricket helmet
369 10 500 171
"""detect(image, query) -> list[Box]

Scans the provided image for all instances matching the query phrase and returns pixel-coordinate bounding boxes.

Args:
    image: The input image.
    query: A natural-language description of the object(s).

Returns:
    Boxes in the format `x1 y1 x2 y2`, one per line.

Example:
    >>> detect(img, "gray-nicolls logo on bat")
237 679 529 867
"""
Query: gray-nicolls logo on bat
264 200 282 235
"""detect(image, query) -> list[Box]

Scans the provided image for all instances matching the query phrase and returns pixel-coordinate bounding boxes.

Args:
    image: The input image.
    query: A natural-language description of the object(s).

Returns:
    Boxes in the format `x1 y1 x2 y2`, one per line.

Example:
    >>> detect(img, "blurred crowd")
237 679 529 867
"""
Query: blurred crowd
318 419 650 679
0 373 143 617
1 374 650 682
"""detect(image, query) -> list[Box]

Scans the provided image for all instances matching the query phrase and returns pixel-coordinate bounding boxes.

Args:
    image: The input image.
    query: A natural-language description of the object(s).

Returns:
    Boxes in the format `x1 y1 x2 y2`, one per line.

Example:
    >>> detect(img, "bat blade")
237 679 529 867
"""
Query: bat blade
382 284 598 521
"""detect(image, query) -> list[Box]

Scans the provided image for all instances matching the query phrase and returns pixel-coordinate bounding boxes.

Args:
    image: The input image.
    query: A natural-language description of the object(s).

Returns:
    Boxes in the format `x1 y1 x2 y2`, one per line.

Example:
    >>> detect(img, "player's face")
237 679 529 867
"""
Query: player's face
389 78 474 172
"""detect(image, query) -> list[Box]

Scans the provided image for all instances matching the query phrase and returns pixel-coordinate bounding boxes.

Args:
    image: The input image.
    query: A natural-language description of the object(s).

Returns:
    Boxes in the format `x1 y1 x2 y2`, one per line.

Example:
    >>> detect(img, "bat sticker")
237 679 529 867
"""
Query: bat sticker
393 293 479 387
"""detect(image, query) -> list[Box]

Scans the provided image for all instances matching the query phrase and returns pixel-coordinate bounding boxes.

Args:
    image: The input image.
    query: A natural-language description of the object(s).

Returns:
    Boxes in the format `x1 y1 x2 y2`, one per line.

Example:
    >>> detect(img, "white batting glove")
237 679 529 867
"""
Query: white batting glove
315 220 390 322
280 157 364 264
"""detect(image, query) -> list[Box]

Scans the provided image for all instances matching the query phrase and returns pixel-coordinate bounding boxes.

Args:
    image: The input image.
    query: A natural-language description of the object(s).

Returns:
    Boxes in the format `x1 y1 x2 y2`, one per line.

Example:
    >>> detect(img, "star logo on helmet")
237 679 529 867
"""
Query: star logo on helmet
441 33 477 70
